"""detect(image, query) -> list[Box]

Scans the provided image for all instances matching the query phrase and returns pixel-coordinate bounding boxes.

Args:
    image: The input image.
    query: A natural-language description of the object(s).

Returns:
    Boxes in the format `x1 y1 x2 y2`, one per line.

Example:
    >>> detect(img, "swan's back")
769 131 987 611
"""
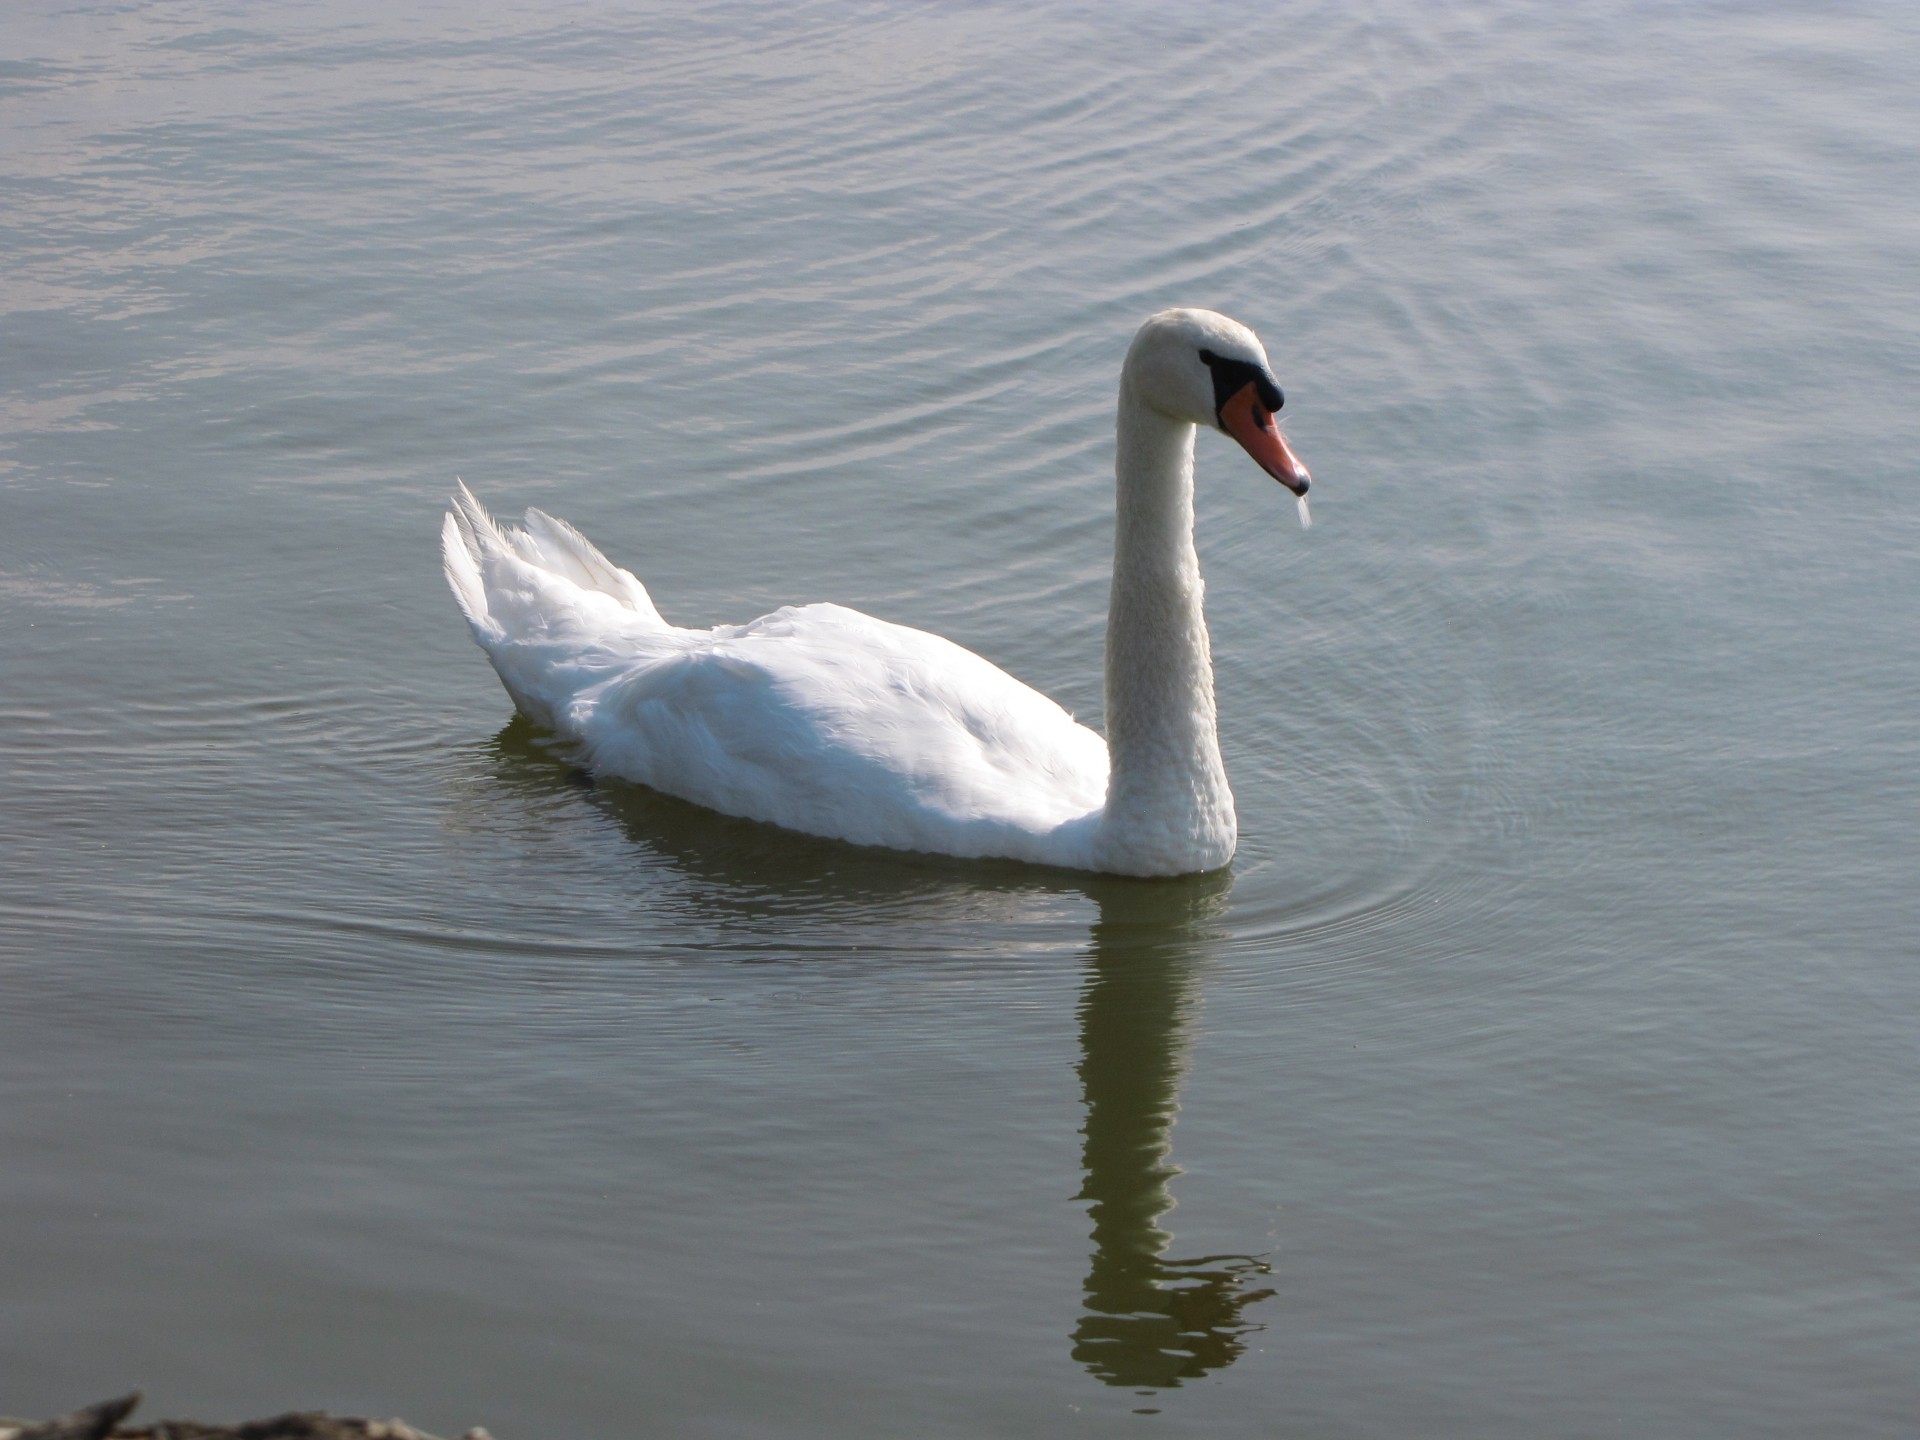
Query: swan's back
582 602 1107 859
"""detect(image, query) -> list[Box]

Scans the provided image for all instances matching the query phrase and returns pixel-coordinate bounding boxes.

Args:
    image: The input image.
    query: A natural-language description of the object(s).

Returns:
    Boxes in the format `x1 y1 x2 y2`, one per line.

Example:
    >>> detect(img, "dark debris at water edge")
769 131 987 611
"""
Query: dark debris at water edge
0 1397 492 1440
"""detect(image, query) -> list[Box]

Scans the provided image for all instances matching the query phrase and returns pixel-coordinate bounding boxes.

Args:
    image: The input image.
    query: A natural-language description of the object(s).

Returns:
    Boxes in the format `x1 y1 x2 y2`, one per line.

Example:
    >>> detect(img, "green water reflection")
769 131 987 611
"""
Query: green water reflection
1073 876 1275 1389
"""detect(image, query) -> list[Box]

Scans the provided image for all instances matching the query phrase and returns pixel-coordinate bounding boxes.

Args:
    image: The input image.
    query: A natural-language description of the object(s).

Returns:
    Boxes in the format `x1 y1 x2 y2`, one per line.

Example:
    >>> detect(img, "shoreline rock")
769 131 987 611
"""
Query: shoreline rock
0 1396 492 1440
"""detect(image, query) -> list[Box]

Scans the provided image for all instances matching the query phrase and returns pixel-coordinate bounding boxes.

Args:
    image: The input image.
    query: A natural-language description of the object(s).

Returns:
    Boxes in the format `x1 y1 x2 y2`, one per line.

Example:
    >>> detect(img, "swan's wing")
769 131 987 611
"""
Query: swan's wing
574 603 1108 856
446 484 666 638
517 506 664 624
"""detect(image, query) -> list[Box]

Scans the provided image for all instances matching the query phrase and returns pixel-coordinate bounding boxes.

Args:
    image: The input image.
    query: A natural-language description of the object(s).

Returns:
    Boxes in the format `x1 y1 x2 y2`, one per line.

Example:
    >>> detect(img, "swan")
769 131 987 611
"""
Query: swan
441 308 1309 876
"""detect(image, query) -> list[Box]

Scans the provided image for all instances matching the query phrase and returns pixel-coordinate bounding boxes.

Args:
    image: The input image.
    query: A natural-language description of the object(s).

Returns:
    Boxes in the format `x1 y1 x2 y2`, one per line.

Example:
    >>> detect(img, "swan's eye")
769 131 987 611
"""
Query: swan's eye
1199 350 1283 423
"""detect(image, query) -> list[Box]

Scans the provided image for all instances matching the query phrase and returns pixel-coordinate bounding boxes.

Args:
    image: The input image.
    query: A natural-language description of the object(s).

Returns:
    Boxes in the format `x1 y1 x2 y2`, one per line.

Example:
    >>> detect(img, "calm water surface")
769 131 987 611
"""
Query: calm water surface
3 3 1917 1435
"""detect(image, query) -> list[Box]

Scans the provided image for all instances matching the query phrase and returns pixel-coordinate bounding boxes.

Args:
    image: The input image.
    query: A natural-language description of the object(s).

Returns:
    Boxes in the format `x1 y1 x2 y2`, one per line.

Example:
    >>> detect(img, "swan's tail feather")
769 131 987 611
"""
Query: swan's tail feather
450 478 513 557
441 508 498 642
440 481 668 638
441 482 677 730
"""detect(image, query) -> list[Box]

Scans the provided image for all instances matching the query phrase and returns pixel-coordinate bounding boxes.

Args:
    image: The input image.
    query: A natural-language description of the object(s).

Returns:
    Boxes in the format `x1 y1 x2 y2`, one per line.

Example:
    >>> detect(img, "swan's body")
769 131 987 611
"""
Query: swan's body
442 309 1309 876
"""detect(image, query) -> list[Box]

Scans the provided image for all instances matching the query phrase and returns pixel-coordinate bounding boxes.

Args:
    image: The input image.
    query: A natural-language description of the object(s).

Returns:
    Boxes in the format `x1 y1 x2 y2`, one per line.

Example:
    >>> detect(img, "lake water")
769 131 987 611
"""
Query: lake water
3 3 1917 1435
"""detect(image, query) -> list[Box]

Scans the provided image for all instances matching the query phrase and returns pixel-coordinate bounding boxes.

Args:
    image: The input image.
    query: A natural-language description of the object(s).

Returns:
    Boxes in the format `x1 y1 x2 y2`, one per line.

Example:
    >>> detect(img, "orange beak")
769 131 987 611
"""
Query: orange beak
1219 381 1309 495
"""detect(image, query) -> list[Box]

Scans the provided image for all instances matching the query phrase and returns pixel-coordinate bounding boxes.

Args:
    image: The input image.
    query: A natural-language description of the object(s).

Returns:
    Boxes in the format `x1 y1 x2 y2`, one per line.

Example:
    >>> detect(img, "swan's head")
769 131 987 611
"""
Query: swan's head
1124 308 1310 495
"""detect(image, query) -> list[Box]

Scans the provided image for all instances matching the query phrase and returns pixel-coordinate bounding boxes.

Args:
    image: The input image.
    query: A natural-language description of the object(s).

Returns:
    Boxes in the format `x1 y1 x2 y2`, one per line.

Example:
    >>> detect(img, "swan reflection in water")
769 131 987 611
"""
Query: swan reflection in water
1072 874 1275 1389
467 719 1274 1389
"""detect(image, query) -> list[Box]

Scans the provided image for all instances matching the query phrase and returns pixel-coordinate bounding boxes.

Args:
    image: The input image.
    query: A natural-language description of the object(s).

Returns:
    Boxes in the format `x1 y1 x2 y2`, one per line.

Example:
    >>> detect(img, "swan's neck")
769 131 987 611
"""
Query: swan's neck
1097 390 1236 875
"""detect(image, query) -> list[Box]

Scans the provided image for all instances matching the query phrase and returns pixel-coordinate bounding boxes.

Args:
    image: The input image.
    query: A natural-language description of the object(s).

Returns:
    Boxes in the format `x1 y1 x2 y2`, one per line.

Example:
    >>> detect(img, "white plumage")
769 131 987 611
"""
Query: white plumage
442 309 1309 876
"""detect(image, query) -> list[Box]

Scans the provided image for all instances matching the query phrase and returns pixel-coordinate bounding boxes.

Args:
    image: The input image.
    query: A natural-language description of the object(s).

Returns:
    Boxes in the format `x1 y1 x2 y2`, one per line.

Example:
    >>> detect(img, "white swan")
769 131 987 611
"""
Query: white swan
441 308 1309 876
